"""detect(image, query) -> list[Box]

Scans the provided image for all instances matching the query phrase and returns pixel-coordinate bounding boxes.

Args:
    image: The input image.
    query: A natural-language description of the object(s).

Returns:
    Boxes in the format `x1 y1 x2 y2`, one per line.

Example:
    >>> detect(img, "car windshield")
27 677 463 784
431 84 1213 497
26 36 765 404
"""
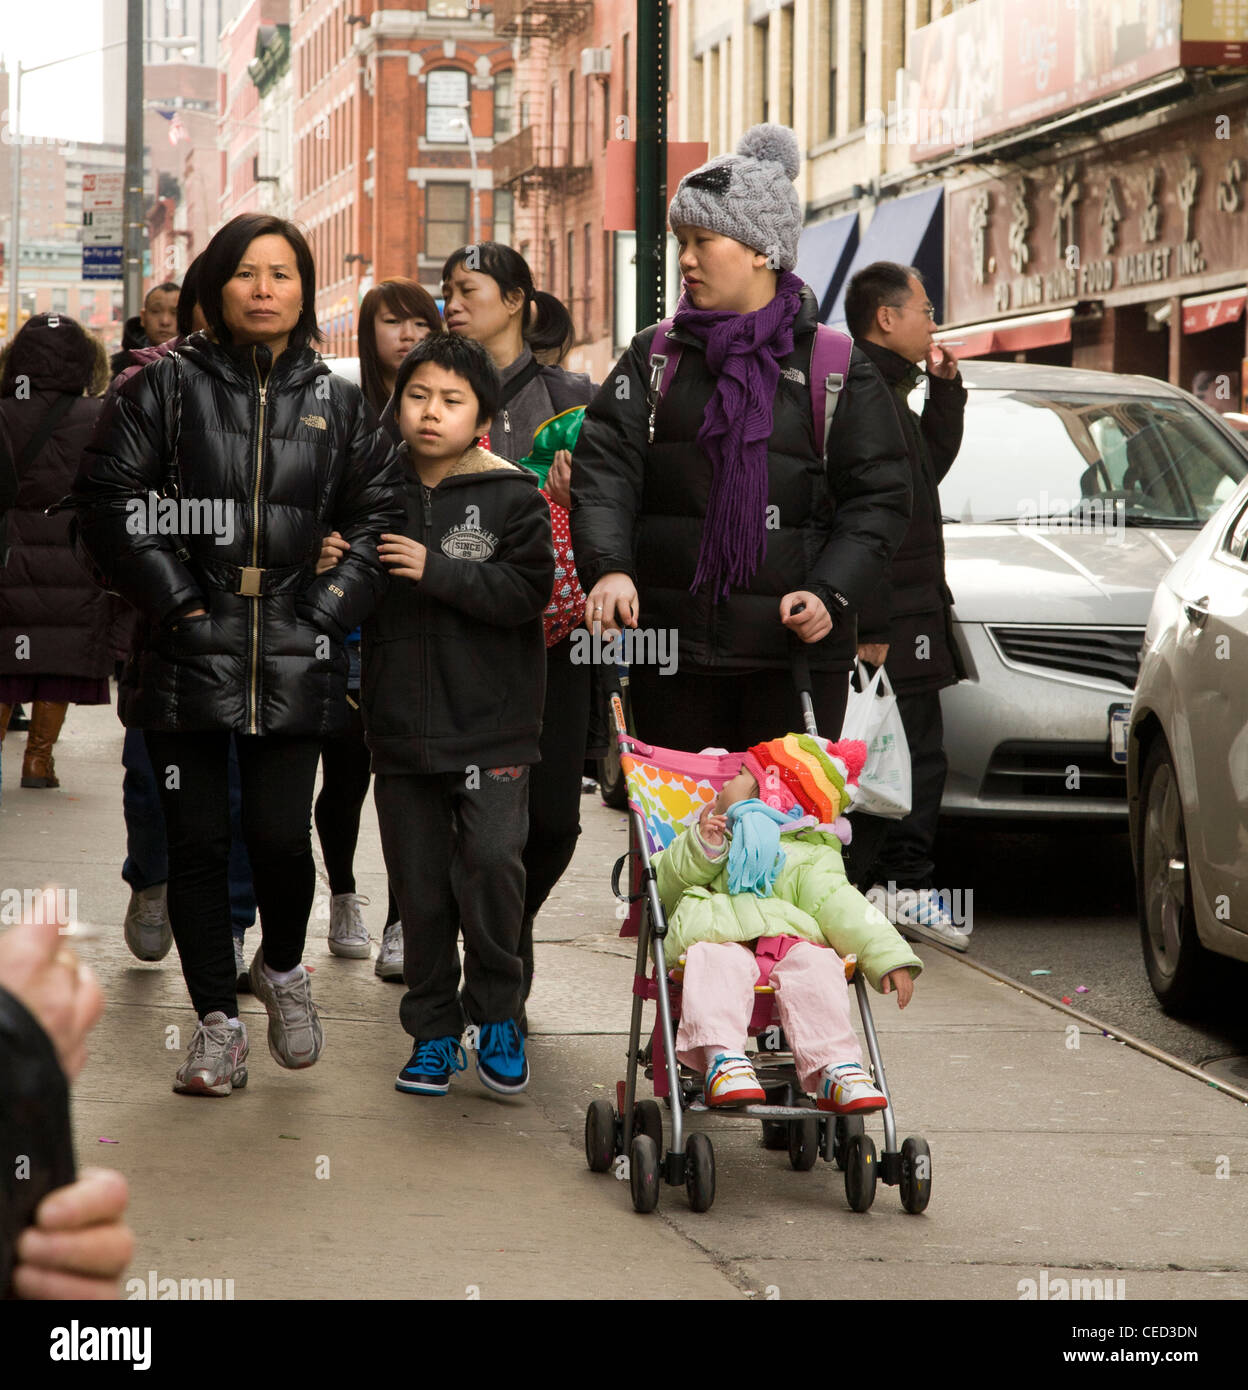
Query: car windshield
937 389 1248 526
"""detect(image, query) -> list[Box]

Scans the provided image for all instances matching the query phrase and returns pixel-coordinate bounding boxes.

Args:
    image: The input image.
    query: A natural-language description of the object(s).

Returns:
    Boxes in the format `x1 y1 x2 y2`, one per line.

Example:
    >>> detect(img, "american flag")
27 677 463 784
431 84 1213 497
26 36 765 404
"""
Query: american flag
157 109 188 146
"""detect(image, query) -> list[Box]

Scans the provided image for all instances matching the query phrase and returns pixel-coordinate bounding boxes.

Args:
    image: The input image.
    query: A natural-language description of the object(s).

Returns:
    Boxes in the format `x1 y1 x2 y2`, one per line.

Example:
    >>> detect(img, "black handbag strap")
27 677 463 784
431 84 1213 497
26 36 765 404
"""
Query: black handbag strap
499 356 542 408
16 392 78 472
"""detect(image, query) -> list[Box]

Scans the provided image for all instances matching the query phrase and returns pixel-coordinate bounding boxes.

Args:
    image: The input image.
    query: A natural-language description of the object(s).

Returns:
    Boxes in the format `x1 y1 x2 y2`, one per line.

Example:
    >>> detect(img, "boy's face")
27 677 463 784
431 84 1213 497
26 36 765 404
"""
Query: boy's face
399 361 489 463
713 767 759 816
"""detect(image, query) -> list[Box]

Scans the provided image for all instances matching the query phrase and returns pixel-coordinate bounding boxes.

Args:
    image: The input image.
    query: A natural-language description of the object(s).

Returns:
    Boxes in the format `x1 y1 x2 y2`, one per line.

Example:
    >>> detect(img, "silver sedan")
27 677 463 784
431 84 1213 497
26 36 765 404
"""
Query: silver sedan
935 361 1246 822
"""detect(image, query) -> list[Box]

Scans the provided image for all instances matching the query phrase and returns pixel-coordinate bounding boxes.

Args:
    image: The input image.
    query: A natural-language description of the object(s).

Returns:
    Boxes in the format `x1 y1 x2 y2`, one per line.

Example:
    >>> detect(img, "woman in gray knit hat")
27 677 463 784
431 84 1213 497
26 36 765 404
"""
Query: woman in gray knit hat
570 124 912 753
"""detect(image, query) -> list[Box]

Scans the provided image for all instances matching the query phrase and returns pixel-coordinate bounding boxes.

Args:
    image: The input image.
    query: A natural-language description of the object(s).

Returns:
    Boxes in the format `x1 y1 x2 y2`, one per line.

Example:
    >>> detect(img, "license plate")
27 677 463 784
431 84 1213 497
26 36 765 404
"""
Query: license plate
1108 703 1131 765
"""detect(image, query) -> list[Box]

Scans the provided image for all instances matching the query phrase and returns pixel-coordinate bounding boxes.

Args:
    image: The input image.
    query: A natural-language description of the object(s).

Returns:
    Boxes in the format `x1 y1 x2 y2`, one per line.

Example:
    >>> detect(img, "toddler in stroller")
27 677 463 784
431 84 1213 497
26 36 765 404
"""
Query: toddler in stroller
654 734 922 1115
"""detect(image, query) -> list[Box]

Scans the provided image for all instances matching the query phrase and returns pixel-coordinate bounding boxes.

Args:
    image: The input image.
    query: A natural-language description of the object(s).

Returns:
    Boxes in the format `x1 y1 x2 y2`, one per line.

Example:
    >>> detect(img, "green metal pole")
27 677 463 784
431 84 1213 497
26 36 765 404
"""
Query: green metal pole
635 0 667 331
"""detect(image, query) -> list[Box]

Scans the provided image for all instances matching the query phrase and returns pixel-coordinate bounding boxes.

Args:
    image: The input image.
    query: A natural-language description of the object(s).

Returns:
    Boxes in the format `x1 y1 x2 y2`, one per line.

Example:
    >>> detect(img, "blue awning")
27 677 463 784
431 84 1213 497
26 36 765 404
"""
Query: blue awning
825 186 945 328
794 211 859 319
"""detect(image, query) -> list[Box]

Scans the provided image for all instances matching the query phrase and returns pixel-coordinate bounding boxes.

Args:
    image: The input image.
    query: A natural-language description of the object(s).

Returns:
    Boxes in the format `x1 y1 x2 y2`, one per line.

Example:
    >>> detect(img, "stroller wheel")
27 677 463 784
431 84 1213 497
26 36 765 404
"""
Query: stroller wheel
899 1136 932 1214
844 1133 878 1213
760 1119 788 1151
585 1098 617 1173
629 1134 660 1213
685 1132 715 1212
832 1114 864 1170
633 1099 664 1152
787 1113 820 1172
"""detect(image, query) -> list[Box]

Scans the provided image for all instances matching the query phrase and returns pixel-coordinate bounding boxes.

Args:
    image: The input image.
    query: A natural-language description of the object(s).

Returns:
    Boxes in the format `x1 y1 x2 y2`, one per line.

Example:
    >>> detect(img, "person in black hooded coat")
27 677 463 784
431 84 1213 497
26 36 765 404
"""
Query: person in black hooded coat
0 314 113 792
71 214 404 1097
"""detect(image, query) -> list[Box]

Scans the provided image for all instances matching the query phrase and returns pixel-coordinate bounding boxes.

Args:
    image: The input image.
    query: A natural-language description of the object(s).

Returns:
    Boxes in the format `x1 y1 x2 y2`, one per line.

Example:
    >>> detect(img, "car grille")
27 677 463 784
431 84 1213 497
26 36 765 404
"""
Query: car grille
980 741 1126 803
987 625 1145 688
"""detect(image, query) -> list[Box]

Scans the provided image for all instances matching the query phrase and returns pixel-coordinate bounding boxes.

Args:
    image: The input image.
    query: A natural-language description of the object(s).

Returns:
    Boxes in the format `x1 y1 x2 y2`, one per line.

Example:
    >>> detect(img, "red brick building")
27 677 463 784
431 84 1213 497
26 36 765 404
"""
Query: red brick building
491 0 687 379
293 1 512 357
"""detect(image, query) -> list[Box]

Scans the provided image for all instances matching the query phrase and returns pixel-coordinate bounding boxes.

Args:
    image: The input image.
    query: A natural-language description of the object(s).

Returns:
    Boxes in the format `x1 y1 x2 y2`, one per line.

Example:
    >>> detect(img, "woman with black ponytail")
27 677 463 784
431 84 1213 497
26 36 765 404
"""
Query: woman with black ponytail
439 242 596 1025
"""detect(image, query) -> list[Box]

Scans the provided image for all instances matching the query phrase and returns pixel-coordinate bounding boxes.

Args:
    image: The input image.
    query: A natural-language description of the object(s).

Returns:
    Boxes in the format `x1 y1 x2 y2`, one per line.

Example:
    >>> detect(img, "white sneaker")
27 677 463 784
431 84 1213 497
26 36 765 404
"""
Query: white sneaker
328 892 371 958
249 948 323 1069
816 1062 888 1114
173 1012 248 1097
234 934 251 994
868 884 970 953
124 883 172 962
375 920 404 980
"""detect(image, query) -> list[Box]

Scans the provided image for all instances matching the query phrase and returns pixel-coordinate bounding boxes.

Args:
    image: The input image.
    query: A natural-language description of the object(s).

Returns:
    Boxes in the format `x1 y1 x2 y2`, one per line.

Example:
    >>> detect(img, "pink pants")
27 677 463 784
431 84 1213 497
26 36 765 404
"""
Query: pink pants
675 939 862 1093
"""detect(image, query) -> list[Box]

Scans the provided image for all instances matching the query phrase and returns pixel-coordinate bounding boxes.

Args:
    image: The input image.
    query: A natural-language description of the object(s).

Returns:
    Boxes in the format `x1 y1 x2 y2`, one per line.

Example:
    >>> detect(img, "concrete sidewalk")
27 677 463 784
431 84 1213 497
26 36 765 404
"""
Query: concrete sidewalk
2 700 1245 1301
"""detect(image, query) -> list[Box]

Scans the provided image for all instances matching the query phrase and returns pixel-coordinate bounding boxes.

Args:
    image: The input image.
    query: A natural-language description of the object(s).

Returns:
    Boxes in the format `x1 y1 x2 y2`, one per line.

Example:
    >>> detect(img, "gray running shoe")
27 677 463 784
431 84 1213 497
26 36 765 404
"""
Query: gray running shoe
249 947 323 1068
173 1012 248 1097
375 920 404 980
328 892 371 958
124 883 172 962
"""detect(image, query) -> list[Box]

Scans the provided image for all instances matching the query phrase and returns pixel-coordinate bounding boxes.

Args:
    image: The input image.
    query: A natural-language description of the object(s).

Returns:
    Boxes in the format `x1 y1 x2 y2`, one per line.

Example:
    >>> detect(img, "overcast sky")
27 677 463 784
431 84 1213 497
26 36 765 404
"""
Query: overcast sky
3 6 106 145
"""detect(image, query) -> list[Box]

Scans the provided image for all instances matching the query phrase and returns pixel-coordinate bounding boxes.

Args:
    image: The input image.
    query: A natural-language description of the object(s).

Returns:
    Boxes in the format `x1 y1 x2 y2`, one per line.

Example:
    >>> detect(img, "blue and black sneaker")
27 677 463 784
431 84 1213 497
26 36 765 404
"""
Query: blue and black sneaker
474 1020 530 1095
396 1036 468 1096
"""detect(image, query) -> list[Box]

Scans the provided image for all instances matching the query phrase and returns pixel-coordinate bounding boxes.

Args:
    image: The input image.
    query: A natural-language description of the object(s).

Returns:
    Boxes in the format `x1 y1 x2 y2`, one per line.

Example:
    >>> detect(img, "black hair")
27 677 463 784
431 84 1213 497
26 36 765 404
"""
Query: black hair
392 333 501 428
843 261 924 340
144 281 181 307
175 255 205 338
440 241 574 363
196 213 324 351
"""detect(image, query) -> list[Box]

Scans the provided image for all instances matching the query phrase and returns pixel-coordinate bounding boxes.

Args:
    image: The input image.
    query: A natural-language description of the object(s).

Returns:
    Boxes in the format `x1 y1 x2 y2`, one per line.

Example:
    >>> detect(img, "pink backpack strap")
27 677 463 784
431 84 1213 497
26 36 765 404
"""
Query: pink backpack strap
645 317 680 443
808 324 854 455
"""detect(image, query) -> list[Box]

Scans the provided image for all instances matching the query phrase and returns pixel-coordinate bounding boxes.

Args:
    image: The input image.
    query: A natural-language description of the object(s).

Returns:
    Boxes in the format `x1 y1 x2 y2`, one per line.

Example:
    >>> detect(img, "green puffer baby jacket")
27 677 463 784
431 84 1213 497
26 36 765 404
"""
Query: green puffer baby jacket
654 824 924 985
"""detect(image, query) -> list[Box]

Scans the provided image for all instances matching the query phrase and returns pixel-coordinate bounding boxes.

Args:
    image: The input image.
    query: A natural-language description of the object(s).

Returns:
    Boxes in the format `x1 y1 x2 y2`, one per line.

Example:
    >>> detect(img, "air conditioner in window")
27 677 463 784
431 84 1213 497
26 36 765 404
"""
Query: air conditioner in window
581 48 612 76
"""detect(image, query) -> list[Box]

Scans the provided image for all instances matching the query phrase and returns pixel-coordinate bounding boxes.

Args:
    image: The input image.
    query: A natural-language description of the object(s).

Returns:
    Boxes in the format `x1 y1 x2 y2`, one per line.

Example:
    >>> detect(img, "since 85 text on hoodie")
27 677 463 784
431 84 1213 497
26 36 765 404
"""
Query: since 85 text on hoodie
361 443 556 775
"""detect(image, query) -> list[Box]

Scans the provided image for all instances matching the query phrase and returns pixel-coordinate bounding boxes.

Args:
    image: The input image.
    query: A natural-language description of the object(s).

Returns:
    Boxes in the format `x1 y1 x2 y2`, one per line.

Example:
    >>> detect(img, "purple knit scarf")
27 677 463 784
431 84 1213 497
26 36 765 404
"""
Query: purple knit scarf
673 269 805 601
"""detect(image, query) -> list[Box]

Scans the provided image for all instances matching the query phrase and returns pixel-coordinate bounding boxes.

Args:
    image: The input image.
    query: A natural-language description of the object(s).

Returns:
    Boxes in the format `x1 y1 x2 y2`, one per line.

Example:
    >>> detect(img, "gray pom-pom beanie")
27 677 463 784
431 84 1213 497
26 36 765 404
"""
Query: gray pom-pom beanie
667 124 803 271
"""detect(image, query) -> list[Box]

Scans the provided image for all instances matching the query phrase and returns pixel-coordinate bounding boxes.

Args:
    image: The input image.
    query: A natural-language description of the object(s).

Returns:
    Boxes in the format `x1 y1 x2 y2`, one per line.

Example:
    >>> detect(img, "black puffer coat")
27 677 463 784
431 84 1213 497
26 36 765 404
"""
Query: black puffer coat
854 338 968 693
0 390 112 680
569 288 911 673
72 332 405 735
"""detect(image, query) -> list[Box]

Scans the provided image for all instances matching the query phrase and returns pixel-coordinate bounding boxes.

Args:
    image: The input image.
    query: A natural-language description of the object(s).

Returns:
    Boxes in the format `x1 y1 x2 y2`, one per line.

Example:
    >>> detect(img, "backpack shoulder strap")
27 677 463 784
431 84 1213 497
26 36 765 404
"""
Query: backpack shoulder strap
16 393 79 473
645 317 680 444
808 324 854 454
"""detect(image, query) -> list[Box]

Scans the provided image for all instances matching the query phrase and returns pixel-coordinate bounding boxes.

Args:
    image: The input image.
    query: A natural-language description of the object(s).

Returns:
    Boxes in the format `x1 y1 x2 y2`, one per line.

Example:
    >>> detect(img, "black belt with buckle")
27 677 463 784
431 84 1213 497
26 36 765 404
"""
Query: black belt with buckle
197 558 309 597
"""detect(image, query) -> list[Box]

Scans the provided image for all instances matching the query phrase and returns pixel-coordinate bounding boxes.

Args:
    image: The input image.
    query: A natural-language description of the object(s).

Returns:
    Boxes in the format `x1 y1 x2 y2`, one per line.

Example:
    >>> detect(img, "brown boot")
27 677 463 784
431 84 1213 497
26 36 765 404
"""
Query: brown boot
0 704 12 742
21 701 68 789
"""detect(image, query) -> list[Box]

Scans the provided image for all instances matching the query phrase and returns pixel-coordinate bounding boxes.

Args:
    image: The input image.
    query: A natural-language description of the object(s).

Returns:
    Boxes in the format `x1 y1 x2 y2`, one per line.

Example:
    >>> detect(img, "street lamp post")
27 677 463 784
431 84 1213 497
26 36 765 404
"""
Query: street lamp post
5 30 197 340
449 104 481 246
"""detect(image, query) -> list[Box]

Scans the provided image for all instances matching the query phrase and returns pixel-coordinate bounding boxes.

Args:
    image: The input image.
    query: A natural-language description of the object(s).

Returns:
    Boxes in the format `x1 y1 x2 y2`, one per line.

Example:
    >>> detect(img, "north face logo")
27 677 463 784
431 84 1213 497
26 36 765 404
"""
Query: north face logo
781 367 806 385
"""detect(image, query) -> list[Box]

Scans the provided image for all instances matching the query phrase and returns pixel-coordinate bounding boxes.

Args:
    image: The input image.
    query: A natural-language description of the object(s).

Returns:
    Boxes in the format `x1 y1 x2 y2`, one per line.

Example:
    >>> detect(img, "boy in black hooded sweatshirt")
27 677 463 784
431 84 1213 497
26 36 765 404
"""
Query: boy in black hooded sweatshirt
321 335 553 1097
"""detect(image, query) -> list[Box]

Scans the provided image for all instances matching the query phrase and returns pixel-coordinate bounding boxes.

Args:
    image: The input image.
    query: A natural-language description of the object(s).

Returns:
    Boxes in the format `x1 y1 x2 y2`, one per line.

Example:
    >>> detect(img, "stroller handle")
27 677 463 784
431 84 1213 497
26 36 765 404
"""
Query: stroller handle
787 603 820 739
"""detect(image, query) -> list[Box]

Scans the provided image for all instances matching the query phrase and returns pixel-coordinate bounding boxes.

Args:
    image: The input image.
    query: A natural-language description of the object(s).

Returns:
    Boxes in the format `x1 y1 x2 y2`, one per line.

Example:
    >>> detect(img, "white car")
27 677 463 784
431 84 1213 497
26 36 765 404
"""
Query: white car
1127 472 1248 1011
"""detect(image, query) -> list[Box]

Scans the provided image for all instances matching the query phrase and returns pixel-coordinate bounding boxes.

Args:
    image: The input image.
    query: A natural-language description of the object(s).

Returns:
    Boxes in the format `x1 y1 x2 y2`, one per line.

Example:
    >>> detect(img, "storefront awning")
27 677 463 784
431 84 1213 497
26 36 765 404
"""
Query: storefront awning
794 212 859 319
825 186 944 328
1181 288 1247 335
933 308 1073 358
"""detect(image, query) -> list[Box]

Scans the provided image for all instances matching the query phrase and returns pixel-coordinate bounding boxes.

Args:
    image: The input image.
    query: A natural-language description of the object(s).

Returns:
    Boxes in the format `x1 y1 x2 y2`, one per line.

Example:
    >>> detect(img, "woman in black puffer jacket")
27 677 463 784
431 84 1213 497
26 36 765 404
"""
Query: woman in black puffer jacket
72 214 404 1098
0 315 113 794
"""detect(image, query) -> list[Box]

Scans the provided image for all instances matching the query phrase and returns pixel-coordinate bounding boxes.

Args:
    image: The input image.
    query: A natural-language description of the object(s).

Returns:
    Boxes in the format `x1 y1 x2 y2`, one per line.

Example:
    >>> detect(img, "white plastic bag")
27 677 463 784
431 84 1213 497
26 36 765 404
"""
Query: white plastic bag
840 661 911 819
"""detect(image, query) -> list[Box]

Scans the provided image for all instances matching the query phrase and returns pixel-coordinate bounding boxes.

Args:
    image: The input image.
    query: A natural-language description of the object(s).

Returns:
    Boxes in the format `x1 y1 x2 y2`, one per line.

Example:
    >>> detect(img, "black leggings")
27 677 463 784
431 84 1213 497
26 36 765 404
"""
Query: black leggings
315 700 399 924
144 730 323 1020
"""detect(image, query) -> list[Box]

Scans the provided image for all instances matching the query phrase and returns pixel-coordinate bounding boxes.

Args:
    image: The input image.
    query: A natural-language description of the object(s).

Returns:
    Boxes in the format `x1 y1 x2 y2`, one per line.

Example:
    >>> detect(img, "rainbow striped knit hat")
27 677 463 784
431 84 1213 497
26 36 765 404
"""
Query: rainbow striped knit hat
741 734 867 824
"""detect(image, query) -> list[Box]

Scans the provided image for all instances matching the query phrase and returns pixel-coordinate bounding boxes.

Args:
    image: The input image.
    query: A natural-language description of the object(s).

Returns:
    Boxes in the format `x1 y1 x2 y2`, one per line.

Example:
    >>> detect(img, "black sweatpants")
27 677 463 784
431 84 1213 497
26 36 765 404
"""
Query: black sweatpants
375 767 530 1043
626 663 850 756
843 688 947 892
518 634 592 1000
315 700 399 924
144 730 322 1020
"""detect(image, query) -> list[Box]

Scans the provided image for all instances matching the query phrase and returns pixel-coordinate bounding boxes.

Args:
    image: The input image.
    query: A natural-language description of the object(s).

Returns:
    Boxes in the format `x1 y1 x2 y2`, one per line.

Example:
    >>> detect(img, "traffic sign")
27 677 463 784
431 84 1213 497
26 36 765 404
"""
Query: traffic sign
83 245 124 279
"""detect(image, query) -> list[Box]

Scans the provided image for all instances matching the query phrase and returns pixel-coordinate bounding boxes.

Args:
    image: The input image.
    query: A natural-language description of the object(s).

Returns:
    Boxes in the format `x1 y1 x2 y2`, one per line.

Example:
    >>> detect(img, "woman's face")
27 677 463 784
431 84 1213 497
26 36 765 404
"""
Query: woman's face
374 308 432 376
220 233 303 355
675 226 768 313
441 265 523 346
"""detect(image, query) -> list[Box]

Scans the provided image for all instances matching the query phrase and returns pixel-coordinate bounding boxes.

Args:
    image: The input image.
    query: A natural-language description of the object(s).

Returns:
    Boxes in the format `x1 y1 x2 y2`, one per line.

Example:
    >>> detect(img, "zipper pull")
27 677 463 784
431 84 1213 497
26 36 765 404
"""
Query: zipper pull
421 484 433 528
503 409 511 435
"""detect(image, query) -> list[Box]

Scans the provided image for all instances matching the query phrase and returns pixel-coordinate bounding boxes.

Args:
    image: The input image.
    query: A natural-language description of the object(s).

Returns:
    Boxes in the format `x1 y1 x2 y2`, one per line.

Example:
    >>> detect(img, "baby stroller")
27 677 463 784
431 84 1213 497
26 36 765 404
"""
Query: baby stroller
583 655 932 1216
